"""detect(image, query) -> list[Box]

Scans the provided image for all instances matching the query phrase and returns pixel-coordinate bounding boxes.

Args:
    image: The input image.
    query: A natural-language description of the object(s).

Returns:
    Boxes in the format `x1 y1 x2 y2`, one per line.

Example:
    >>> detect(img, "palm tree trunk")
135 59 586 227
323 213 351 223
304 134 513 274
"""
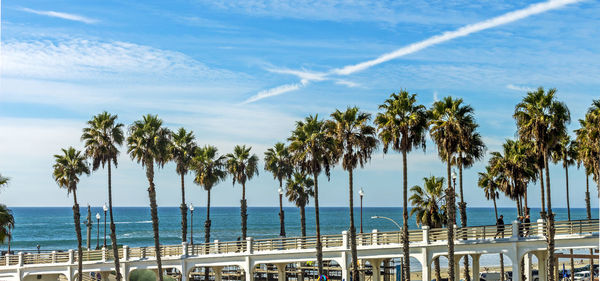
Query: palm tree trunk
205 188 212 281
564 164 574 281
585 174 594 279
180 173 188 243
492 196 505 281
279 179 286 237
73 191 83 281
313 170 324 276
348 169 359 281
458 156 470 281
108 162 122 281
539 168 546 219
401 149 410 281
524 188 529 216
241 181 248 240
544 152 555 281
146 161 163 281
446 155 456 281
300 205 306 237
434 257 441 281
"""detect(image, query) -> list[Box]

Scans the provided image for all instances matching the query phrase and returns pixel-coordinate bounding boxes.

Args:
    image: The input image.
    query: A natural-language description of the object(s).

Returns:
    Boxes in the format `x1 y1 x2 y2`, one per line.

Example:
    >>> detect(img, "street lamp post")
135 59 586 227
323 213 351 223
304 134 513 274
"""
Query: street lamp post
278 187 285 237
359 188 364 233
103 203 108 248
95 213 100 249
371 216 402 231
190 204 194 245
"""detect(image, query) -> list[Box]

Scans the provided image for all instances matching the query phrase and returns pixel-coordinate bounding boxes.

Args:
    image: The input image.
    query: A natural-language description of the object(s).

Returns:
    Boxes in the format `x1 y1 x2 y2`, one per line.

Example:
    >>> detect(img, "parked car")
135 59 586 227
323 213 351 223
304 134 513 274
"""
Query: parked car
479 272 511 281
574 270 592 281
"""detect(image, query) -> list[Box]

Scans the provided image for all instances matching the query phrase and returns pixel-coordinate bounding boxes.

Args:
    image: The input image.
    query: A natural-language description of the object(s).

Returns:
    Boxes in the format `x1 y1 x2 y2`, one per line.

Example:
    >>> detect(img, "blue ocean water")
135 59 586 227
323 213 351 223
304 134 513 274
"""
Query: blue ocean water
5 206 597 252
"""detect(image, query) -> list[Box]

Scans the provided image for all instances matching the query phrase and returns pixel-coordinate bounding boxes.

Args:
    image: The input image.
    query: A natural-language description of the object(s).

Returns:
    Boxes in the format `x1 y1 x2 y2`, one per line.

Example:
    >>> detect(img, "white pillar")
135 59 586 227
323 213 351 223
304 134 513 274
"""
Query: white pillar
524 253 532 281
368 259 382 281
342 231 349 249
509 252 522 281
214 266 223 281
182 242 188 257
453 255 462 281
471 254 481 281
122 245 129 261
52 251 57 263
102 246 107 262
247 237 254 254
535 251 547 281
536 219 545 237
276 263 287 281
422 226 430 245
372 229 379 245
511 221 520 240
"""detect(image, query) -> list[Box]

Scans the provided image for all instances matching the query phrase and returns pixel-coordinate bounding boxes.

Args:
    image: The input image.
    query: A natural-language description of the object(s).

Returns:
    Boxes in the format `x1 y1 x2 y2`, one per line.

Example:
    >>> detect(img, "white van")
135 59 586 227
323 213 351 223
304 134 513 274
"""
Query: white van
574 271 591 281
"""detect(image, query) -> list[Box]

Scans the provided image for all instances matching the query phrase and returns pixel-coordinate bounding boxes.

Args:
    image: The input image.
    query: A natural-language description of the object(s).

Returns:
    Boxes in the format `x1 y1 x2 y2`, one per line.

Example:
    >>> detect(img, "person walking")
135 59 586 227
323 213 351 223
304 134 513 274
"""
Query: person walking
523 215 531 236
517 216 524 237
495 215 505 238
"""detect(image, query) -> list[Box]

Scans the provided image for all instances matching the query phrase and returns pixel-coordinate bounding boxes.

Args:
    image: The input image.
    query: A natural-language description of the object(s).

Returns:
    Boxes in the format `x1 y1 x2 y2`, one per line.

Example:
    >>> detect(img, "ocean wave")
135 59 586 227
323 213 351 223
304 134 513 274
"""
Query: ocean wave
114 220 152 224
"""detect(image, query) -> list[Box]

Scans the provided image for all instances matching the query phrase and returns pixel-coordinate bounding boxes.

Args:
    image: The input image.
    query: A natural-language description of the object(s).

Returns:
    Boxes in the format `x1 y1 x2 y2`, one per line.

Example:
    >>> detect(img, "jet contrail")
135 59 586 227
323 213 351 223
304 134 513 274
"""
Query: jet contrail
244 0 582 103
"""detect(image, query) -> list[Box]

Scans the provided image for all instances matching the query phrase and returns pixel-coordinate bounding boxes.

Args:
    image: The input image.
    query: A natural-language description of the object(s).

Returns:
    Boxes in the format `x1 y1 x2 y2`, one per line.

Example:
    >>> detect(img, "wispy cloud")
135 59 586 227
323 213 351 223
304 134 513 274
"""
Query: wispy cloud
506 84 535 92
244 0 583 103
21 8 98 24
243 80 309 104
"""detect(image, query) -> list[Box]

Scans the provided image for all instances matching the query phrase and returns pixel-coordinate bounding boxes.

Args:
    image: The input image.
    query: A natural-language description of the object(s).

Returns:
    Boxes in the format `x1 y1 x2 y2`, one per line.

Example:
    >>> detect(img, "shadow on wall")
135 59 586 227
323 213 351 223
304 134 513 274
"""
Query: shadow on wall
129 269 177 281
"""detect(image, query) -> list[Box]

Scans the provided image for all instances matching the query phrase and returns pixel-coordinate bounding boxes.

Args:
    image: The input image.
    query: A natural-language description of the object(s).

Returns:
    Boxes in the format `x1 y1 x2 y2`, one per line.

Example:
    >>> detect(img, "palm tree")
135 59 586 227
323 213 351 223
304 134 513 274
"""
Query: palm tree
326 106 378 281
0 174 8 191
127 115 171 281
192 145 228 245
551 134 577 281
285 172 314 237
0 204 14 246
264 142 294 237
429 96 474 281
169 128 196 243
409 176 446 281
226 145 259 240
81 111 124 281
374 91 428 280
192 145 228 281
53 147 90 281
514 87 570 280
288 114 336 276
478 166 505 281
575 119 594 219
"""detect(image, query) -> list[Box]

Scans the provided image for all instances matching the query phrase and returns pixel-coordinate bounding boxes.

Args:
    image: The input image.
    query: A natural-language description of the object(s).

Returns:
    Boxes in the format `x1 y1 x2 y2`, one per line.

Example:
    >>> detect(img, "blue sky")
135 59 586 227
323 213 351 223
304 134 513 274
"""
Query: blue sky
0 0 598 209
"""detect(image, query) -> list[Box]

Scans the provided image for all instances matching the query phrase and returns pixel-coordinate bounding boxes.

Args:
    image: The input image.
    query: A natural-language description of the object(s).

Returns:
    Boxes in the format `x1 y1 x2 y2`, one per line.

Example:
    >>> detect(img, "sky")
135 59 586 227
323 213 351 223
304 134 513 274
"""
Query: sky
0 0 598 209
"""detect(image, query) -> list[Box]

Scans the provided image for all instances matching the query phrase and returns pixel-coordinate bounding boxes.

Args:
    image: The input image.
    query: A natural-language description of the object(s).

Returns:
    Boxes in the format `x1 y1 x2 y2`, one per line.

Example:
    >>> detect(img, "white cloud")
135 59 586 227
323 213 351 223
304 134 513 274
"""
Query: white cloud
1 38 236 82
506 84 535 92
20 8 98 24
244 0 583 103
243 80 309 104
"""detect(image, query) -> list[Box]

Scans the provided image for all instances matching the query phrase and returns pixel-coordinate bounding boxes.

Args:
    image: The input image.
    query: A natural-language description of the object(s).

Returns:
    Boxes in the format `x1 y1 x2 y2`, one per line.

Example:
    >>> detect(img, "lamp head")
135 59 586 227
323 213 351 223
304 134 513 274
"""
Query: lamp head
96 213 100 220
371 216 379 219
278 188 283 195
189 204 194 211
103 203 108 212
359 188 364 197
451 171 456 180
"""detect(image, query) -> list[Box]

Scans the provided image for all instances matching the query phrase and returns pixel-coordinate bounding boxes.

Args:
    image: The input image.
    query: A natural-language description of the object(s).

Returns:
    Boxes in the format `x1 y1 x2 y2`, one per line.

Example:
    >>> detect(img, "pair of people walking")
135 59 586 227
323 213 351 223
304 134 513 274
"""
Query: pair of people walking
494 214 530 238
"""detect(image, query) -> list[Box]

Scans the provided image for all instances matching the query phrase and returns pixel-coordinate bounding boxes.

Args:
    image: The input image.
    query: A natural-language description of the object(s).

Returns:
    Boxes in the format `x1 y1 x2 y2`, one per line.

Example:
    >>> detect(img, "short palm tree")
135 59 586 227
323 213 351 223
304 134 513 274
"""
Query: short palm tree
0 174 8 191
226 145 259 240
409 176 446 281
192 145 228 245
514 87 570 280
81 111 124 281
285 172 314 237
0 204 14 246
288 114 336 276
264 142 293 237
478 166 505 280
374 91 428 280
169 128 197 243
326 107 377 281
127 115 171 281
429 96 474 281
53 147 90 281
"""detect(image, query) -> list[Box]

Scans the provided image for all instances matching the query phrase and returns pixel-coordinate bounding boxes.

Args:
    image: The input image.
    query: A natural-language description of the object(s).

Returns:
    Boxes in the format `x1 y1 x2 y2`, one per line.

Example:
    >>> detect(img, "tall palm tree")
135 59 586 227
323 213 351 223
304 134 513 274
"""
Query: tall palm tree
127 115 171 281
192 145 228 281
288 114 337 276
192 145 228 245
583 100 600 191
285 172 314 237
478 166 505 281
81 111 124 281
169 128 197 243
551 134 577 281
374 91 428 280
226 145 259 240
53 147 90 281
575 119 594 218
514 87 570 280
409 176 446 281
429 96 474 281
327 107 378 281
264 142 294 237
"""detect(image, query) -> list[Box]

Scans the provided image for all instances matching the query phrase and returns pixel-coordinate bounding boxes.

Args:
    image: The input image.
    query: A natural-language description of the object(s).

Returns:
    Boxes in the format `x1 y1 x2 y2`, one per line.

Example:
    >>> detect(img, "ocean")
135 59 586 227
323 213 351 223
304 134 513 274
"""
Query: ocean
4 207 598 268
